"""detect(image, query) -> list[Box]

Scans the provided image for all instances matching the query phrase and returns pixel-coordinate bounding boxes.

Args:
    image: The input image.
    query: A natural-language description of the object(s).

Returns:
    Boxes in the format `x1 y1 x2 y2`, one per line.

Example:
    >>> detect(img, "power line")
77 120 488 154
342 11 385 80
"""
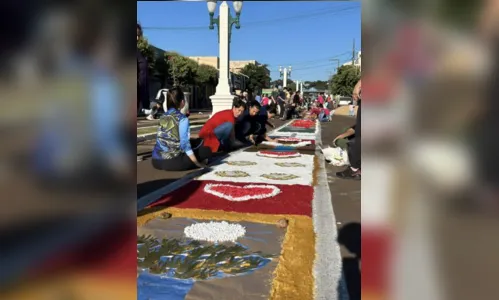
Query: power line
142 5 359 31
292 59 350 71
269 51 350 68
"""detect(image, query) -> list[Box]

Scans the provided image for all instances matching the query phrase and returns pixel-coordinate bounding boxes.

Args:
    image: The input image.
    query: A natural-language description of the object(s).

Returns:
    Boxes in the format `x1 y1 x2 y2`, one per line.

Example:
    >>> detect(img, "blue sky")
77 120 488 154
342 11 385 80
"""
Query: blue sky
137 1 361 81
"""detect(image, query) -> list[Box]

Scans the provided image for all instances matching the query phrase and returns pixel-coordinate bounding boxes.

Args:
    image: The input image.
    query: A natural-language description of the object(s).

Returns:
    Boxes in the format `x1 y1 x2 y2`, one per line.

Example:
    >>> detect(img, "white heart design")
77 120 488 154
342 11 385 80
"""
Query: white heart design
203 184 281 202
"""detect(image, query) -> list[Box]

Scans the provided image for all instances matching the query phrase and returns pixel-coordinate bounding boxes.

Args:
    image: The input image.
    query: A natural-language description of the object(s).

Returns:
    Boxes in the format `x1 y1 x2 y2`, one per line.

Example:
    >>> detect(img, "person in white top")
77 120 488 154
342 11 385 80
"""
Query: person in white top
349 104 355 116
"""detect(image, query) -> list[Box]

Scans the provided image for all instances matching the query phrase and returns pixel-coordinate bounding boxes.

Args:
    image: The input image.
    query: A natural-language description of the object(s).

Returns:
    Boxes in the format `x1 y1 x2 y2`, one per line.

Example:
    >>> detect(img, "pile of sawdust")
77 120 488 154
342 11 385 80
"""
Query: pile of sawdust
332 105 358 116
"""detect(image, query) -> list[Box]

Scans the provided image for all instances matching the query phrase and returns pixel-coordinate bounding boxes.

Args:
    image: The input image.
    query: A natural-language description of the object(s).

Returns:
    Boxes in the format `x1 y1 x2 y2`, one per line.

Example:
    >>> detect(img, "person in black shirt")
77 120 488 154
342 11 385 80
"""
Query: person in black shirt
336 79 361 180
283 93 301 120
277 87 286 118
235 101 277 146
234 100 262 146
252 105 277 144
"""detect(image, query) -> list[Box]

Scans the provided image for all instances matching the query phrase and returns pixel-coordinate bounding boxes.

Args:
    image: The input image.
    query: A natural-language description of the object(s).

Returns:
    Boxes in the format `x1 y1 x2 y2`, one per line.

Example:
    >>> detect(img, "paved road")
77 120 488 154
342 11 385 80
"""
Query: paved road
136 115 361 299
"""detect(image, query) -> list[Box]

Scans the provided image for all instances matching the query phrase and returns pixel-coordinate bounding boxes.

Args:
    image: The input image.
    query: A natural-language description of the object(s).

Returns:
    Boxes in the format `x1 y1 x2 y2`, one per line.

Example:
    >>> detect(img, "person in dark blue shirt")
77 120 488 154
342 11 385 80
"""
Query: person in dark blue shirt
235 101 277 145
251 105 278 144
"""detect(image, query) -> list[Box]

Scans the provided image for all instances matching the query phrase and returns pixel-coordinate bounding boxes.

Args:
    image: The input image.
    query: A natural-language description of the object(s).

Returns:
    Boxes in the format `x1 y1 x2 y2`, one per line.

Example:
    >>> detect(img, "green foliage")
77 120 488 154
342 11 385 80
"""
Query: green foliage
196 64 219 85
137 37 156 73
329 65 361 96
270 79 293 88
305 80 329 91
240 64 271 92
165 52 199 87
137 235 275 280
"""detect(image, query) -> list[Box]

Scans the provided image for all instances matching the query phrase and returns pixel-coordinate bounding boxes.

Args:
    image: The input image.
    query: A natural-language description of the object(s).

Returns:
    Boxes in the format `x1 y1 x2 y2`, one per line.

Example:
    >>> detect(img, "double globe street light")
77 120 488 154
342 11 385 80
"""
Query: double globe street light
206 0 243 116
279 66 292 88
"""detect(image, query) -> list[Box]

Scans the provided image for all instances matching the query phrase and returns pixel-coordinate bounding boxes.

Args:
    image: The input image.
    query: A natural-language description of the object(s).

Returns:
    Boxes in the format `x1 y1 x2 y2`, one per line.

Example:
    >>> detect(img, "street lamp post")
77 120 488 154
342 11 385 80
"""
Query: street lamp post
207 0 243 116
278 66 292 88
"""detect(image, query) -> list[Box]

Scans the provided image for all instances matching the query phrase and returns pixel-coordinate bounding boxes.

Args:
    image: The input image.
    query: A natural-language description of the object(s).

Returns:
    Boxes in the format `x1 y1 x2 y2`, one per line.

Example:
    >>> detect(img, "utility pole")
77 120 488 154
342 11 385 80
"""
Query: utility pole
330 58 340 73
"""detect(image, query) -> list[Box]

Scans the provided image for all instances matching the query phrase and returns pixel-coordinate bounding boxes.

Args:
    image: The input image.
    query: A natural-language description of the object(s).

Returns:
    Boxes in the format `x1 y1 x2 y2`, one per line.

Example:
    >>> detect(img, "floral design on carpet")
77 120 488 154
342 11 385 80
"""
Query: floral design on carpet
214 170 250 178
137 234 275 281
256 150 301 158
184 221 246 243
226 161 257 166
261 141 312 148
276 137 302 143
204 183 281 202
274 162 306 168
290 120 316 129
260 173 300 181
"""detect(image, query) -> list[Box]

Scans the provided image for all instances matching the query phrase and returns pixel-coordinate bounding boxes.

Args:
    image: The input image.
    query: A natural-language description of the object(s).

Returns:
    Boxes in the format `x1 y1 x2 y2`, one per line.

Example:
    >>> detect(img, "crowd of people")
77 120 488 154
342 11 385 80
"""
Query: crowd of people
146 80 361 181
139 22 361 179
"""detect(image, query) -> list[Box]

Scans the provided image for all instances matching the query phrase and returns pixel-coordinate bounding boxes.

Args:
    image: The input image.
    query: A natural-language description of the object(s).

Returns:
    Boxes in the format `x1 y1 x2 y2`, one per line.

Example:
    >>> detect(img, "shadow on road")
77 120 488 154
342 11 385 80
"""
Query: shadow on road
338 222 361 300
137 178 178 199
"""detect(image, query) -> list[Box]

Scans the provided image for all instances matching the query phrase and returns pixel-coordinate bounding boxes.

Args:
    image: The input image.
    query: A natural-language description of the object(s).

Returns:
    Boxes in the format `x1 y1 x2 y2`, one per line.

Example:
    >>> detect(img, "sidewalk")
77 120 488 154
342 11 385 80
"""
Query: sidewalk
320 116 361 300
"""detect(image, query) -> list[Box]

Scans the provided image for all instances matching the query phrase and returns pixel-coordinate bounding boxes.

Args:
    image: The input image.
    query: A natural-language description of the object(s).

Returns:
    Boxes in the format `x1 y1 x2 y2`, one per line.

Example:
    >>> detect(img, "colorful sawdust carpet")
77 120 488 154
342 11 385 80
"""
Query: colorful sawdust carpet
137 119 345 300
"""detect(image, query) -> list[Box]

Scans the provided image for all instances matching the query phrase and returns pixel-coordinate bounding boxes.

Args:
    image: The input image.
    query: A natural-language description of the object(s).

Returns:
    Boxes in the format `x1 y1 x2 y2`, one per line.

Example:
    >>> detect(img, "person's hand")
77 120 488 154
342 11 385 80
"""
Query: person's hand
248 135 256 144
333 134 344 146
352 92 359 101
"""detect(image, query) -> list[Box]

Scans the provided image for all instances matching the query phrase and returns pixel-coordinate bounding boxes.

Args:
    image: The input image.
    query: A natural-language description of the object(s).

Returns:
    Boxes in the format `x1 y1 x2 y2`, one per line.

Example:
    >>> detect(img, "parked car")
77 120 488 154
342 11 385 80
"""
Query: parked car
338 96 353 106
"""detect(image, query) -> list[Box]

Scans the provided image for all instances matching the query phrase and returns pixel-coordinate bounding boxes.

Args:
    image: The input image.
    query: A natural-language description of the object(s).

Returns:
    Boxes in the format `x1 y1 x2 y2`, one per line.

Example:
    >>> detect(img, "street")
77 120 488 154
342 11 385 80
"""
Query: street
136 114 360 299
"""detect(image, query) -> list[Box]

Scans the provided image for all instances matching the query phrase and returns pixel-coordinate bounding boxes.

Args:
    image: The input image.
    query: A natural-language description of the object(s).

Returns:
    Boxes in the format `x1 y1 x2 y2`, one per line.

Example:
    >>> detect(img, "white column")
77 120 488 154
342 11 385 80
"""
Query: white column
210 1 235 117
283 68 288 88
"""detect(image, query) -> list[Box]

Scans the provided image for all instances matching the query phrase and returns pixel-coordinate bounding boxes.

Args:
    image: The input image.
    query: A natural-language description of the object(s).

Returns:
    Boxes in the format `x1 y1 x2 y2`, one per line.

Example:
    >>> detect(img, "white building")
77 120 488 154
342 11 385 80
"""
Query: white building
342 51 361 69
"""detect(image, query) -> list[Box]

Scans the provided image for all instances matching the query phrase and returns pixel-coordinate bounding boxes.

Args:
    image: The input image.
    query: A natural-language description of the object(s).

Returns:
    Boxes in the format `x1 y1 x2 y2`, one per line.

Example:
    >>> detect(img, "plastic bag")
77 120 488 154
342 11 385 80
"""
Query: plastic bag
320 146 350 167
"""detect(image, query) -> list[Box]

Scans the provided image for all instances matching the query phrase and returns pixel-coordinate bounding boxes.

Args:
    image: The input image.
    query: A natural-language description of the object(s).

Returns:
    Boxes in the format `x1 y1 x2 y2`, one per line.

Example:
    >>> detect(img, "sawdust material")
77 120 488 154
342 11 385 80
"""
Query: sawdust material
333 105 358 116
138 208 315 300
312 155 320 187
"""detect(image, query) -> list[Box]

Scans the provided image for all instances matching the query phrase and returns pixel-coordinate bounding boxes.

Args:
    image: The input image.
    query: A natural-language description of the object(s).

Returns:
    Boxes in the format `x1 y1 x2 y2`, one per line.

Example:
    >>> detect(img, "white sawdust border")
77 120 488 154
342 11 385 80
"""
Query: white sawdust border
137 120 296 211
312 122 349 300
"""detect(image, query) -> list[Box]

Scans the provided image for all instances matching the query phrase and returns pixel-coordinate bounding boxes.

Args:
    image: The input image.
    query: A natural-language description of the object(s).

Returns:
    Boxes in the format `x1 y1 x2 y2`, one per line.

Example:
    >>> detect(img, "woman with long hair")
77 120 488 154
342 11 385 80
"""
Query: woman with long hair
151 87 212 171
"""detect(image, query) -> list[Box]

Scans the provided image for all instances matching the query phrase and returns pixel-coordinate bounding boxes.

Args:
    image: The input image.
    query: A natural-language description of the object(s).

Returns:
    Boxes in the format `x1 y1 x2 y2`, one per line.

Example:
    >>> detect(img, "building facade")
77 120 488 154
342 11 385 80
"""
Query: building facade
188 57 271 91
342 51 362 69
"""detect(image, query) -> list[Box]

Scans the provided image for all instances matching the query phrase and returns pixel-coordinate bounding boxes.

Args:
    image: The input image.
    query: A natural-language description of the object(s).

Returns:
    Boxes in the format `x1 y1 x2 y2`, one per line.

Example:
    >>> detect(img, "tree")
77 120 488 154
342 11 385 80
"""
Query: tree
329 65 361 96
304 80 328 91
165 52 198 87
137 37 156 74
196 64 218 85
270 79 294 89
240 64 271 92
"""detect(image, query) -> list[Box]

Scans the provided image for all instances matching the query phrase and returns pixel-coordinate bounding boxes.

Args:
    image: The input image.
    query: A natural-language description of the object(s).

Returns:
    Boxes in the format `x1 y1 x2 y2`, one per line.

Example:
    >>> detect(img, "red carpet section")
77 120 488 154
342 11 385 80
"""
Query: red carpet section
148 180 313 217
362 227 394 298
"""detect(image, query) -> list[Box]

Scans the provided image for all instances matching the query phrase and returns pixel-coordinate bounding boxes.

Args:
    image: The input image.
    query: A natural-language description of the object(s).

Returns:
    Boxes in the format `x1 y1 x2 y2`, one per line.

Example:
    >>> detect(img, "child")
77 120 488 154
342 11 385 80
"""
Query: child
349 104 355 117
317 104 330 122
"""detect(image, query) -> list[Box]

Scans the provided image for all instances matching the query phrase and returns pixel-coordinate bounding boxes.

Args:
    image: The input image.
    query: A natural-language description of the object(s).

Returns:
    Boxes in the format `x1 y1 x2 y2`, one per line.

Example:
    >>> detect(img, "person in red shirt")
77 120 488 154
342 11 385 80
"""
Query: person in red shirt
199 99 246 152
317 93 325 105
261 94 269 106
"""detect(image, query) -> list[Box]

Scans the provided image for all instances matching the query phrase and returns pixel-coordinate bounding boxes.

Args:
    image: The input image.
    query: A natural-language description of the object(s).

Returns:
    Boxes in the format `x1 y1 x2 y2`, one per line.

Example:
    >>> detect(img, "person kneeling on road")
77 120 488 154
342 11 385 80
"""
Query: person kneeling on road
235 101 278 146
198 99 246 153
151 87 212 171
